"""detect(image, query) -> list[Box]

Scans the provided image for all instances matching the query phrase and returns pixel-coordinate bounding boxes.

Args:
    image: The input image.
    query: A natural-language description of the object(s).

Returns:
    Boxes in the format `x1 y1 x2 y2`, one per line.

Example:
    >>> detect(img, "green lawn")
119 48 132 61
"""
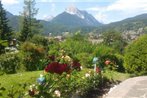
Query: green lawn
0 71 43 97
103 70 131 81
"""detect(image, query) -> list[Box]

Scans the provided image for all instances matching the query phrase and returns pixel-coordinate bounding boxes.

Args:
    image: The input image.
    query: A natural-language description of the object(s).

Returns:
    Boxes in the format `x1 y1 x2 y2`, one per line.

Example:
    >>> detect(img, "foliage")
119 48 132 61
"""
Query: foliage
0 53 22 74
98 54 124 72
19 16 30 41
20 0 41 41
0 83 5 97
20 42 46 71
30 34 49 48
76 52 93 68
102 30 127 53
0 1 12 54
93 44 114 57
78 73 102 96
0 39 8 54
0 1 12 40
60 33 95 54
92 44 125 72
124 34 147 75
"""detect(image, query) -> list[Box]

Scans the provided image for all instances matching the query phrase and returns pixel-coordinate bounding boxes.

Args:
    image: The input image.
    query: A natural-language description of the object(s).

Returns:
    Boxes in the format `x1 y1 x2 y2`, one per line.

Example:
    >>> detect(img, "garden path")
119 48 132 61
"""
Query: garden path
104 76 147 98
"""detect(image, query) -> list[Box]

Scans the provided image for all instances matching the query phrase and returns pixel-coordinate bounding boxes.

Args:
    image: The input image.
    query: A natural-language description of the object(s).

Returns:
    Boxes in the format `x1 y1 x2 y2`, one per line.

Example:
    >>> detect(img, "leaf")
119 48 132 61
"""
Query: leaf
0 40 8 47
0 87 6 91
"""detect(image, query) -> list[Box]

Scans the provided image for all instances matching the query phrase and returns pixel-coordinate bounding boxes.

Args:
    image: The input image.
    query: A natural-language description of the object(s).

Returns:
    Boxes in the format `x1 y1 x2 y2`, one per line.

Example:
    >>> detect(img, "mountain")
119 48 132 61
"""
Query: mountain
94 13 147 33
6 6 101 35
6 12 20 31
6 11 14 18
51 6 102 27
6 9 147 35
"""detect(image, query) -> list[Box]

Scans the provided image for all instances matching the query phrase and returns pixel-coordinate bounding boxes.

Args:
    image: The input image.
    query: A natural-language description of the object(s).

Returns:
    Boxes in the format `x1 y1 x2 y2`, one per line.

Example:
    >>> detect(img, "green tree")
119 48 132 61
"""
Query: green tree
20 0 41 41
19 16 30 41
0 1 12 40
102 30 127 53
124 34 147 75
0 1 12 53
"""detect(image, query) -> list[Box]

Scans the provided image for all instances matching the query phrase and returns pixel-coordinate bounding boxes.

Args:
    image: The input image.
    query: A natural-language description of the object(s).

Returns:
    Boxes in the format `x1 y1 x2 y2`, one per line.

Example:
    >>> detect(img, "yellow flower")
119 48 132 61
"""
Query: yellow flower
64 55 72 62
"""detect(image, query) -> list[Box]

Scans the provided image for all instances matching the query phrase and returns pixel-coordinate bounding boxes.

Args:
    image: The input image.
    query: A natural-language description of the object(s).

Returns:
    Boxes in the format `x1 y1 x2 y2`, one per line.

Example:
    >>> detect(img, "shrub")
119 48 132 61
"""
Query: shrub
98 54 124 72
78 73 101 96
0 40 8 54
76 53 93 68
20 42 46 71
93 44 114 57
124 34 147 75
0 53 22 74
60 38 95 55
30 34 49 48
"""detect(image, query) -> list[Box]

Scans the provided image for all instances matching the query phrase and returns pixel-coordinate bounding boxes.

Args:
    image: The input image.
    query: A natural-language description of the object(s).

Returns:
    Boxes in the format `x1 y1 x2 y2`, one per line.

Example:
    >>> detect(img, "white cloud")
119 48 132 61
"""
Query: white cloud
43 15 54 21
107 0 147 12
87 7 102 11
40 0 53 2
94 13 107 23
51 3 55 12
87 0 147 23
1 0 19 5
39 0 116 3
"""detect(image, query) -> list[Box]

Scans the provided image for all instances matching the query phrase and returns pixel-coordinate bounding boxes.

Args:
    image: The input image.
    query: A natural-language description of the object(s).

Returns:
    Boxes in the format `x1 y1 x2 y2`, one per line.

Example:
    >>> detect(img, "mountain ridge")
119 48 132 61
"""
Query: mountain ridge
51 6 102 27
94 13 147 33
5 9 147 35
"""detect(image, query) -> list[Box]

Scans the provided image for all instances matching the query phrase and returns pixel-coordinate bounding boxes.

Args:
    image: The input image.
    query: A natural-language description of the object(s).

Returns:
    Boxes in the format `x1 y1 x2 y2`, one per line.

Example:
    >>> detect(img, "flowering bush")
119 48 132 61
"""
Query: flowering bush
26 50 82 98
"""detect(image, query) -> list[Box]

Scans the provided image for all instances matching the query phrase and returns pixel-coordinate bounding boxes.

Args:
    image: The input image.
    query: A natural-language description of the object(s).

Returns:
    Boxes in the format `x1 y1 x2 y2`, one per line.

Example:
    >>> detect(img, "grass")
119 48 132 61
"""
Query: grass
0 71 43 97
103 70 131 81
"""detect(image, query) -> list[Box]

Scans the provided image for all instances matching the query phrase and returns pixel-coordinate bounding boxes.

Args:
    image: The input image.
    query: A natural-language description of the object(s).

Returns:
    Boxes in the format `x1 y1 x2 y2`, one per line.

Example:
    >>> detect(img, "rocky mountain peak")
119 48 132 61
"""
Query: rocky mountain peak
65 5 85 19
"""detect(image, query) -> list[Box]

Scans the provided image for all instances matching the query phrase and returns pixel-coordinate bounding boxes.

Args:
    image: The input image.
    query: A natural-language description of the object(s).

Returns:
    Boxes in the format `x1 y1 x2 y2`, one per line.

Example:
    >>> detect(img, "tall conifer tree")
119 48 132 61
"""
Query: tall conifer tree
0 1 12 40
0 1 12 53
20 0 41 41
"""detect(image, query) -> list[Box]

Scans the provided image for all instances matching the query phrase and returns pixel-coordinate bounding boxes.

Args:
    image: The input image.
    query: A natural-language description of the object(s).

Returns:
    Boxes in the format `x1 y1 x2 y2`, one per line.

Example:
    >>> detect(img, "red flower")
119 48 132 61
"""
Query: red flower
28 90 35 96
96 67 101 73
72 60 81 70
48 55 55 61
45 62 68 74
105 60 111 65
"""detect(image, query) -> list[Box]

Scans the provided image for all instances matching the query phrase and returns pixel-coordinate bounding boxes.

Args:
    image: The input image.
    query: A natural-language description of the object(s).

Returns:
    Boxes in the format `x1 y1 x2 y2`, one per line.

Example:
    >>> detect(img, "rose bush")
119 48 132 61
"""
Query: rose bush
26 50 82 98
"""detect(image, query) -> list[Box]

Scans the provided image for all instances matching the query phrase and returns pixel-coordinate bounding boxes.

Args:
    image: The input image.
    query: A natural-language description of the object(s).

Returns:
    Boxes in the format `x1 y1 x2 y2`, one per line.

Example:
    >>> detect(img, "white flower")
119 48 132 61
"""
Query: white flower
85 73 90 77
82 76 85 79
32 84 35 87
54 90 61 97
80 66 83 70
40 74 43 77
30 85 33 89
64 55 72 62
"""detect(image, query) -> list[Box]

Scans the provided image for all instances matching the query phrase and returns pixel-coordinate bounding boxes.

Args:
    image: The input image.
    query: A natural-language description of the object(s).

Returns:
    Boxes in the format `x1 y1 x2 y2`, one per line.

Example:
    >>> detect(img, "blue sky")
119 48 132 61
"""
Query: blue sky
1 0 147 24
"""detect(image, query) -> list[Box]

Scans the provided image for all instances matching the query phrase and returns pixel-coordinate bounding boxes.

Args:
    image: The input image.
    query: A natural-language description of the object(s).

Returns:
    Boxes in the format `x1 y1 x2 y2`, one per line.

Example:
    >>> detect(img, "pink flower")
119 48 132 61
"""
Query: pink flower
105 60 111 65
96 67 101 73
